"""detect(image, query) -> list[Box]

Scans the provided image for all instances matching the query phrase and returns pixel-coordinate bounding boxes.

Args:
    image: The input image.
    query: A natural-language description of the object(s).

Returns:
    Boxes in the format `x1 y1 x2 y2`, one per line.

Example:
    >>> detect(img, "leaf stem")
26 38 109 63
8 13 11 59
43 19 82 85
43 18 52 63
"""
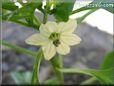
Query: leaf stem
81 77 96 85
50 54 64 84
71 6 98 15
31 49 42 84
77 9 98 24
33 15 41 26
43 12 48 24
57 68 93 76
1 40 37 56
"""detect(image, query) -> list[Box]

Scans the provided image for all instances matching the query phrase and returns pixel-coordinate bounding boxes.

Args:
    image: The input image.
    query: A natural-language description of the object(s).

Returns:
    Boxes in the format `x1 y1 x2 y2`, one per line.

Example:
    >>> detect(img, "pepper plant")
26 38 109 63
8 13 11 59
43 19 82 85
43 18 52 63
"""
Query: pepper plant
1 0 114 85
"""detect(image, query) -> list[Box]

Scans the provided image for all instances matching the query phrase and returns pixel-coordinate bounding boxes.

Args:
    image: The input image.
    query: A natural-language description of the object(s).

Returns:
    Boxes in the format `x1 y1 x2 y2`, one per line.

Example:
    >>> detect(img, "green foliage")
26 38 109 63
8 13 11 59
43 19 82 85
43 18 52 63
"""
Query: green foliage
11 71 32 84
58 67 114 84
58 51 114 84
1 0 114 85
2 0 41 29
2 1 18 11
101 51 114 69
90 68 114 84
1 40 37 56
53 0 75 22
31 49 43 84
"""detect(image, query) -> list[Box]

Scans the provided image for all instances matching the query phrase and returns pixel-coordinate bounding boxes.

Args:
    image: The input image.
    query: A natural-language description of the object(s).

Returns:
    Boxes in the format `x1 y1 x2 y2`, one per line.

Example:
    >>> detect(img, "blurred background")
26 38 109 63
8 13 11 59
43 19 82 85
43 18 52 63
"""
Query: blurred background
1 0 113 84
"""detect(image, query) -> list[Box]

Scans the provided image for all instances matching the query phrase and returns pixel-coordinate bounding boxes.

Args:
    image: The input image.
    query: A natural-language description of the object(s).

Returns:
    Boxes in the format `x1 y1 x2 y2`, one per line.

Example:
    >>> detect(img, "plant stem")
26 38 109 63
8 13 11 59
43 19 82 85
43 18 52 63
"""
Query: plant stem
43 12 48 24
31 49 42 84
71 6 98 15
1 40 37 56
81 77 96 85
34 15 41 26
50 54 64 84
77 9 98 24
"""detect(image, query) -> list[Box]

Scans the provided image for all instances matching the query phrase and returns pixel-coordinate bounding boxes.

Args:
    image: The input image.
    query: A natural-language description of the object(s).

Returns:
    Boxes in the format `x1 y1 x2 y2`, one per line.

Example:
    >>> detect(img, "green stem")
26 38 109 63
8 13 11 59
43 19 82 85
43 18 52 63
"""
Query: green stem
1 40 37 56
5 20 39 30
77 9 98 24
81 77 96 85
50 54 64 84
71 6 98 15
43 12 48 24
34 15 41 26
56 68 96 76
31 49 42 84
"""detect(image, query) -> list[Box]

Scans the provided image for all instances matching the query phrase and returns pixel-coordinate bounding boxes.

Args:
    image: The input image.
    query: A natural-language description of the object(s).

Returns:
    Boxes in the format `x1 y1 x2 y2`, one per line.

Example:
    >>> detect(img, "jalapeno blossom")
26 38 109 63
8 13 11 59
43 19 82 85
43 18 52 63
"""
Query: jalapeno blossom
25 20 81 60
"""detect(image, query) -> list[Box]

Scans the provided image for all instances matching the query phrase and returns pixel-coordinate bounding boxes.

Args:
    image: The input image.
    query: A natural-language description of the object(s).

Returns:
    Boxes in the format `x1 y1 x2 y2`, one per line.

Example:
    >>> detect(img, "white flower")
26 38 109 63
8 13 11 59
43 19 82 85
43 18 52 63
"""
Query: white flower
25 20 81 60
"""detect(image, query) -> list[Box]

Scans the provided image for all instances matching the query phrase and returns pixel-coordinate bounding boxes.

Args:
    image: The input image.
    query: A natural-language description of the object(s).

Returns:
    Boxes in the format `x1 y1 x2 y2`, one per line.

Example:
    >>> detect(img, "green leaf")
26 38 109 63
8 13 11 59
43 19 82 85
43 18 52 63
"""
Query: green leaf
9 3 39 20
57 67 114 84
54 0 76 22
1 40 37 56
31 48 42 84
81 51 114 85
2 1 42 29
90 68 114 84
10 71 32 84
100 51 114 69
2 0 18 11
2 15 40 30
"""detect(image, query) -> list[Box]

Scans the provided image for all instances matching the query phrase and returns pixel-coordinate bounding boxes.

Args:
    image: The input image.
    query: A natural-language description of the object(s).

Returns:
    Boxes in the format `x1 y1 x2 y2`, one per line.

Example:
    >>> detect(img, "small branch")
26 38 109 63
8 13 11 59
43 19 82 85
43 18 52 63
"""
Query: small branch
81 77 96 85
71 7 98 15
43 12 48 24
1 40 37 57
33 15 41 26
31 49 43 84
77 9 98 24
50 54 64 84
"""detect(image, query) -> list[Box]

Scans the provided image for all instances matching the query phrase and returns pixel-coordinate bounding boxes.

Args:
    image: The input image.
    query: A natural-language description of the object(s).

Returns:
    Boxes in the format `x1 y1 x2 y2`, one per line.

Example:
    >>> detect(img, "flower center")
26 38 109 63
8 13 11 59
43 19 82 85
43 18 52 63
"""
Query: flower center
49 32 60 47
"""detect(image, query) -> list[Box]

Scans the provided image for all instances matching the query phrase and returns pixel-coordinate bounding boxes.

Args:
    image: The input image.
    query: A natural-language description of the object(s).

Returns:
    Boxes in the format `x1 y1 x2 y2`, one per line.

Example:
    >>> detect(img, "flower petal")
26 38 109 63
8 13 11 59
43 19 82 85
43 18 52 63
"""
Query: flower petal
57 42 70 55
42 42 56 60
58 19 77 33
45 21 58 33
61 34 81 46
25 34 48 46
39 24 50 37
